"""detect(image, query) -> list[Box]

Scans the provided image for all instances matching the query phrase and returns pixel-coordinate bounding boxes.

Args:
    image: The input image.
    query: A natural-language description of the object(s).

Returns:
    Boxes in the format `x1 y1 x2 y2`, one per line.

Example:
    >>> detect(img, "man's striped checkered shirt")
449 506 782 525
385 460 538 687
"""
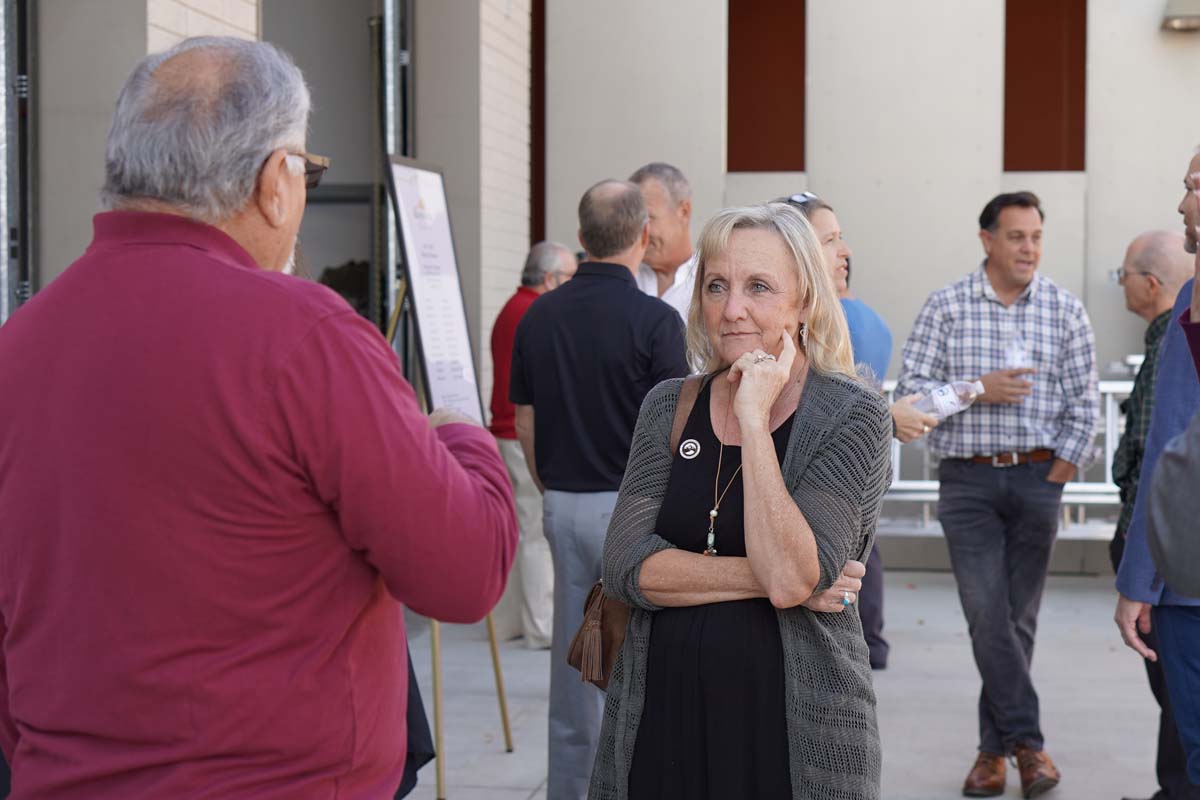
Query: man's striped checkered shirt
895 267 1099 467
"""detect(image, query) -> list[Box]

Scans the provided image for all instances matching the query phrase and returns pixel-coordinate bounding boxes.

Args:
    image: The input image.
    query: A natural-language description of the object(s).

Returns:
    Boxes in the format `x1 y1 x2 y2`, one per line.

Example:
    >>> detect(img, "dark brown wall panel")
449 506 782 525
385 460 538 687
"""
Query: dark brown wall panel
1004 0 1086 171
531 0 546 243
727 1 805 172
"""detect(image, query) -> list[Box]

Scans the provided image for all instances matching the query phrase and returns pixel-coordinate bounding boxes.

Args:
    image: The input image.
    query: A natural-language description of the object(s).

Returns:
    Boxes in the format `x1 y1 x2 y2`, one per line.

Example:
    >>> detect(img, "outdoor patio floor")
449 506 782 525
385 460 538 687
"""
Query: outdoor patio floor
404 570 1159 800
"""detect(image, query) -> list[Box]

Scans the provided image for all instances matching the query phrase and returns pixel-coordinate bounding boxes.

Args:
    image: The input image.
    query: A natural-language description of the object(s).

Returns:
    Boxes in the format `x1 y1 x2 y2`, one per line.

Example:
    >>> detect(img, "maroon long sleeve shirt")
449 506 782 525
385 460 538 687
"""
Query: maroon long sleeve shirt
1183 307 1200 378
0 212 516 798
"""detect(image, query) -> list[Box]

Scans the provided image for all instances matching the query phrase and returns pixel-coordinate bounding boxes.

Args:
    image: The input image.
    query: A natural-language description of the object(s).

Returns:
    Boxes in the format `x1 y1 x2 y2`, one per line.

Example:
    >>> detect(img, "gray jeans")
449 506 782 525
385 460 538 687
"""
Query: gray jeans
937 458 1063 755
543 489 617 800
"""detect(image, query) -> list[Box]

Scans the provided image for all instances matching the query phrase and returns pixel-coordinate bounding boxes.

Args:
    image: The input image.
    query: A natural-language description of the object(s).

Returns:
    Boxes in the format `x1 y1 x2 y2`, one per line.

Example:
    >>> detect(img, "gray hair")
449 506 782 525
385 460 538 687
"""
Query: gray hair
1131 230 1192 296
521 241 572 287
629 162 691 207
101 37 311 223
578 180 648 259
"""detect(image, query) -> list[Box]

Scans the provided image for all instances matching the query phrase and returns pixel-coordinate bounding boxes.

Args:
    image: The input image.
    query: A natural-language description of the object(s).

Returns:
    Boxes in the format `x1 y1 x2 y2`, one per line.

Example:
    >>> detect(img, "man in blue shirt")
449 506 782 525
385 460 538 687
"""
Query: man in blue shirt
1115 150 1200 796
841 283 893 385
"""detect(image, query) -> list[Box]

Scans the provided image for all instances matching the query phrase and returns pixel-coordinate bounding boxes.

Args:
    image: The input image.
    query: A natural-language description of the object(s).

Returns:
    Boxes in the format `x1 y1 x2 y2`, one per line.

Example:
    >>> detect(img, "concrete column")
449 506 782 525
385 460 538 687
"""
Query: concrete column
806 0 1004 377
415 0 531 407
1086 0 1200 371
37 0 147 287
148 0 258 51
544 0 727 249
479 0 532 401
36 0 260 288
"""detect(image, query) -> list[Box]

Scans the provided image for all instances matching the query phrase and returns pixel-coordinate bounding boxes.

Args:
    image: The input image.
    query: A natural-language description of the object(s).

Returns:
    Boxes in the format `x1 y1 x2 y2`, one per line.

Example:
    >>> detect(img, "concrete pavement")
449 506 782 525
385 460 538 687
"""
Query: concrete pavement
404 570 1161 800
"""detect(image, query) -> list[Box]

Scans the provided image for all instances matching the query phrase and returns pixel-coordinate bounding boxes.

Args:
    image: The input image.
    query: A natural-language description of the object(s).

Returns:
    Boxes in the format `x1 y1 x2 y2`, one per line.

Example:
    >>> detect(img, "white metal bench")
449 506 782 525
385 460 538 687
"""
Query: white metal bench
880 380 1132 539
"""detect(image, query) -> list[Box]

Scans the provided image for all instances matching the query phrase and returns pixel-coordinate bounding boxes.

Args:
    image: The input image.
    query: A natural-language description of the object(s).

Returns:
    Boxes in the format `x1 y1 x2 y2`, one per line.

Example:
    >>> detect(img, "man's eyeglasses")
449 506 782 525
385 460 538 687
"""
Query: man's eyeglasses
284 151 331 190
1110 267 1159 284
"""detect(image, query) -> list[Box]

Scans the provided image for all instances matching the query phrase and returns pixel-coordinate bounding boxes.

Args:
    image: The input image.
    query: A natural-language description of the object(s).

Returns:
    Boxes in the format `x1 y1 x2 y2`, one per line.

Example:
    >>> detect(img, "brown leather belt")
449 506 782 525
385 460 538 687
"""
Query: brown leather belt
969 448 1055 468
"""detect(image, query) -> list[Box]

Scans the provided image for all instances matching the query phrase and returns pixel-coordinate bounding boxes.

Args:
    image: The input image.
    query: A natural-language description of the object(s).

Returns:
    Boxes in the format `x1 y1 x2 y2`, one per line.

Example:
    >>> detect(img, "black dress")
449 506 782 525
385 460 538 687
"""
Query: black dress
628 381 795 800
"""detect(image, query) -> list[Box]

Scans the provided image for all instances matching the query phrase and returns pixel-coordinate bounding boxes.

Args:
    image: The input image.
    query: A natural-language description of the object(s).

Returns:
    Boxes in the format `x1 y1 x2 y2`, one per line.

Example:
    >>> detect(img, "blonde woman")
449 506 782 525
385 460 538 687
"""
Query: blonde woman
589 204 892 800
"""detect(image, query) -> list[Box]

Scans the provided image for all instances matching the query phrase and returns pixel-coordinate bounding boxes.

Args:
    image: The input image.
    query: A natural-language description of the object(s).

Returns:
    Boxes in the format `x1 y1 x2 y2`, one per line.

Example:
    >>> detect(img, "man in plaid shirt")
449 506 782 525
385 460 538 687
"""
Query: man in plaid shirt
896 191 1098 799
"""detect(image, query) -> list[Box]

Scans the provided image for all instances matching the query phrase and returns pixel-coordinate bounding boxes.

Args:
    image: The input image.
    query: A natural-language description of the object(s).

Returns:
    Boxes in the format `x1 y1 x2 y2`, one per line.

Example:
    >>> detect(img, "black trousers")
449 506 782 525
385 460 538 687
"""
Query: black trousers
1111 535 1200 799
395 648 436 798
860 545 888 668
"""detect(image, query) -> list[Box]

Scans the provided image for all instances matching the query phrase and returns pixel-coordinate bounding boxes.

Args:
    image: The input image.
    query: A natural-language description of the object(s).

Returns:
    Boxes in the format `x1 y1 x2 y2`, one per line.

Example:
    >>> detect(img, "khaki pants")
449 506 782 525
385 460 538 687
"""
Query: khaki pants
490 438 554 648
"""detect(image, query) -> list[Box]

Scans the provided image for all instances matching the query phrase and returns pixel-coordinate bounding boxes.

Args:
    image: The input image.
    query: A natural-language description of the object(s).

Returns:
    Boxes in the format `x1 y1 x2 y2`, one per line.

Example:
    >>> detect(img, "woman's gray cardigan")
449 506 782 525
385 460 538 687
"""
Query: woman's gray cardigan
589 371 893 800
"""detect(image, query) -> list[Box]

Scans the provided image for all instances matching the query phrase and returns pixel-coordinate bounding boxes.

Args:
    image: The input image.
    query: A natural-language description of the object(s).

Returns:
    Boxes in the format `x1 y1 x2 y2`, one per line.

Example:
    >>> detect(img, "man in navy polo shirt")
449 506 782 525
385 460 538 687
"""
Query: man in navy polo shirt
511 179 688 799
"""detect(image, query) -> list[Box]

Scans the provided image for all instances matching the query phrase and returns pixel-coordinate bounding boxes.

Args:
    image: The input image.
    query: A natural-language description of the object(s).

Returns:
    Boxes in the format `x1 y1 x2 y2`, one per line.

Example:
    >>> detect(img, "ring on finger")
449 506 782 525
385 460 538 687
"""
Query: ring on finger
752 353 776 364
842 591 854 607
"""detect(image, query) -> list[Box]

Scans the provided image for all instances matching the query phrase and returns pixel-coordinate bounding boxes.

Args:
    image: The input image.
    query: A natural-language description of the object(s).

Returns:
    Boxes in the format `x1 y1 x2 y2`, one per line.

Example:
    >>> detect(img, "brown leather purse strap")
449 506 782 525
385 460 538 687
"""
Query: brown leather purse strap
669 374 707 454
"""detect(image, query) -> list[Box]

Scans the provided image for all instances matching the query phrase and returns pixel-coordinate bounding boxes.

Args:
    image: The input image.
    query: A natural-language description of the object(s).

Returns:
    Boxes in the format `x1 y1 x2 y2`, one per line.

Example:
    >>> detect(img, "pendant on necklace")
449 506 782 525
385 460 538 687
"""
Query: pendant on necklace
704 508 718 556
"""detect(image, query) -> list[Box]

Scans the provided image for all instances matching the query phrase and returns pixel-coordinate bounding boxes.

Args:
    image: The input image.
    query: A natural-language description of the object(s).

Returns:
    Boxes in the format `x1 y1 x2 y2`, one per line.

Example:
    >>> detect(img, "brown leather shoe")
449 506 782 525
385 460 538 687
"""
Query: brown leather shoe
962 752 1006 797
1014 745 1061 798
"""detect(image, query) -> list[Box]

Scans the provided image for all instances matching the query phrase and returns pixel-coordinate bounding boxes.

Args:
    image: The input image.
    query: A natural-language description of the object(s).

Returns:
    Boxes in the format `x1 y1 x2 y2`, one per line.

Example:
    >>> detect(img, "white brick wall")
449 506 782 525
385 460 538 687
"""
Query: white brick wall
478 0 531 412
148 0 258 52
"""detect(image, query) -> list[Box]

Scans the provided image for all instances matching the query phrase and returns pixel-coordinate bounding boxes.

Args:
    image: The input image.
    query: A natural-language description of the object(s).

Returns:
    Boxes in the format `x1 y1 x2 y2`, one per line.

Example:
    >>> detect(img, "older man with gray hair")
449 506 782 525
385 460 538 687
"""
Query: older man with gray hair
0 37 517 798
1109 230 1198 800
630 162 696 322
489 241 577 648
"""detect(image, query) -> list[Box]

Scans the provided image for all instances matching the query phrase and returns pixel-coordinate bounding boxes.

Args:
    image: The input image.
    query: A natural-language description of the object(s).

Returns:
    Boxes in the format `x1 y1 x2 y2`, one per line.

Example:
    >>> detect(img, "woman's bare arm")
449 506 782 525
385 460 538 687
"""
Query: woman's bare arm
638 550 766 606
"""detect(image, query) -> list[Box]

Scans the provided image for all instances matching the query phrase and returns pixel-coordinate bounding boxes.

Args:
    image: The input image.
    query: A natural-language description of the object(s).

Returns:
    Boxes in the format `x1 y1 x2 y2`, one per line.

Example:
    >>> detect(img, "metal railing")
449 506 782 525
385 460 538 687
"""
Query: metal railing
881 380 1133 530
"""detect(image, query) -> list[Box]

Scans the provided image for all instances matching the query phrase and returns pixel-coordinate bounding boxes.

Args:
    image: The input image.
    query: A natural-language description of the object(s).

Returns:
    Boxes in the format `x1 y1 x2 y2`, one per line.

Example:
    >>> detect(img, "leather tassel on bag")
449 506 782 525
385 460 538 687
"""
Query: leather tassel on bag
580 615 603 683
567 581 629 691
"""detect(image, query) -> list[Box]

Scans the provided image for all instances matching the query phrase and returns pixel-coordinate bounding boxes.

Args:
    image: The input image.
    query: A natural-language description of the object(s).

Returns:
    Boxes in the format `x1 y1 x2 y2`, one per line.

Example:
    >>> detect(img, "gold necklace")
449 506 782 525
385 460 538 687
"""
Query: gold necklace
702 365 809 555
705 389 742 556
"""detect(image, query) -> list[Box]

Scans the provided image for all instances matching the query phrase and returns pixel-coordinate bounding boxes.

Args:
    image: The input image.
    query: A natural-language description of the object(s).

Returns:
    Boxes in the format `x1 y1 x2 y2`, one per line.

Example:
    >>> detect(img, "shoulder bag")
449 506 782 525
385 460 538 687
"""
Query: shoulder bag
566 374 705 689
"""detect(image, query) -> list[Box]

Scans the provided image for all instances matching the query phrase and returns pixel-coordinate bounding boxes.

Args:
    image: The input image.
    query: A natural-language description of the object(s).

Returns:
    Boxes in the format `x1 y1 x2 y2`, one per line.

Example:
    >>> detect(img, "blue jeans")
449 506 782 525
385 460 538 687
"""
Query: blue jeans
1154 605 1200 786
937 458 1064 755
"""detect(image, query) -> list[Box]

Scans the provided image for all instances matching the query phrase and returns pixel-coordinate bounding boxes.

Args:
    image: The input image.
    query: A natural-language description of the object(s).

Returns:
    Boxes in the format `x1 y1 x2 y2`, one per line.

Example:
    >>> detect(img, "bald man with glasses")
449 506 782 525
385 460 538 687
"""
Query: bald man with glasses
1110 230 1197 800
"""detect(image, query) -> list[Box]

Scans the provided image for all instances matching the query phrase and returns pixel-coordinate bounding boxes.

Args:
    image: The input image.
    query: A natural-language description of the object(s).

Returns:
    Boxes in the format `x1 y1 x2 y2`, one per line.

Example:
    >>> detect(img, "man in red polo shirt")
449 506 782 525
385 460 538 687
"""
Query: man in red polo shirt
489 242 577 648
0 37 516 799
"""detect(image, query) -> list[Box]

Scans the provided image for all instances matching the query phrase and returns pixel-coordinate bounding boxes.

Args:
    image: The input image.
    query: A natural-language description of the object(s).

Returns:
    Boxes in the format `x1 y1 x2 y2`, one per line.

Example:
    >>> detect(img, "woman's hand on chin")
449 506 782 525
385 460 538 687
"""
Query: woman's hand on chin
728 332 796 430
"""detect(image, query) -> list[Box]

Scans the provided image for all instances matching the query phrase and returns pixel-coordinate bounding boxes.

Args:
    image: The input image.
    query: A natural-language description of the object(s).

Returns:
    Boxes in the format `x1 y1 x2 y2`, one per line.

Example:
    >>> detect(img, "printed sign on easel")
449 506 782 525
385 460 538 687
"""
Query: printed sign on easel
387 157 484 425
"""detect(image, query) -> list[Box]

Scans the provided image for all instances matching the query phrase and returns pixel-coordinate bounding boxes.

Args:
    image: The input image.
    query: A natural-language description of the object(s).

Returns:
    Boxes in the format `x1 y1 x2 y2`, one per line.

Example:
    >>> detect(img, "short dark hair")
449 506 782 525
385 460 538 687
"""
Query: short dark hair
578 180 648 259
979 191 1044 232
